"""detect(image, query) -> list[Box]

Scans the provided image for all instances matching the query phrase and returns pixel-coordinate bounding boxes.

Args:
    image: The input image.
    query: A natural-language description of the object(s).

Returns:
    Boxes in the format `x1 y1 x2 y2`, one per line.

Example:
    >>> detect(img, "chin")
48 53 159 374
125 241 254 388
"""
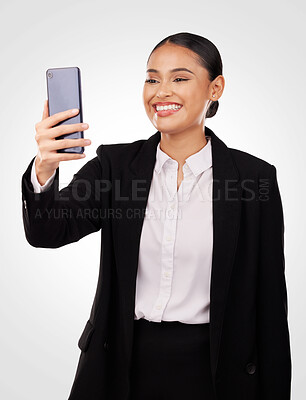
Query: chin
154 118 184 131
155 125 182 135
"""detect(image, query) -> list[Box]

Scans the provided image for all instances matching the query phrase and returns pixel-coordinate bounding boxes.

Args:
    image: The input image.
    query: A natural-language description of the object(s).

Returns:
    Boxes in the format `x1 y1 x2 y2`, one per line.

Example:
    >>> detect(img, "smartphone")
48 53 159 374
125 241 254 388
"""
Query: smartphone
46 67 84 153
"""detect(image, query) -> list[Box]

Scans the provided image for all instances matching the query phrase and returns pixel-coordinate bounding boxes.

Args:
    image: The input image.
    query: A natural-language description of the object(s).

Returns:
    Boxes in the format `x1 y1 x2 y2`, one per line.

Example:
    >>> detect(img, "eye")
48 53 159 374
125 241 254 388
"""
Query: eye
145 78 189 84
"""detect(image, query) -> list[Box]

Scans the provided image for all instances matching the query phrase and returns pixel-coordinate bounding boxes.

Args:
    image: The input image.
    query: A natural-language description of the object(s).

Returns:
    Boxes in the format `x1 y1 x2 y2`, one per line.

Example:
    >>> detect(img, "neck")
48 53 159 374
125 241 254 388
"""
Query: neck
159 126 208 168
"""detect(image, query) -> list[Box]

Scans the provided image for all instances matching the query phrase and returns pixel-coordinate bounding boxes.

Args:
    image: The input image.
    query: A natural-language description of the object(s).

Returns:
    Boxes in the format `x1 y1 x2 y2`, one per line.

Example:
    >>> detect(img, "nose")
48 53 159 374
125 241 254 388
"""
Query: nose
156 81 173 98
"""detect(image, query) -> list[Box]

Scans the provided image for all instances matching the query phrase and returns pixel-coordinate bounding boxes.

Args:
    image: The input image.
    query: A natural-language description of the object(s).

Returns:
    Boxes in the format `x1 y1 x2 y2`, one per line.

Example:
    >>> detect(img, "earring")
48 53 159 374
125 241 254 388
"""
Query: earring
212 94 215 98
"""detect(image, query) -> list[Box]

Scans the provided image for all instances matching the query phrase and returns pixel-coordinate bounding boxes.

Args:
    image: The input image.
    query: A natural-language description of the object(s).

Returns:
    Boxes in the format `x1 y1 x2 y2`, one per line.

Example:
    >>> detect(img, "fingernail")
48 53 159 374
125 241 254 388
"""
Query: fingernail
71 108 79 114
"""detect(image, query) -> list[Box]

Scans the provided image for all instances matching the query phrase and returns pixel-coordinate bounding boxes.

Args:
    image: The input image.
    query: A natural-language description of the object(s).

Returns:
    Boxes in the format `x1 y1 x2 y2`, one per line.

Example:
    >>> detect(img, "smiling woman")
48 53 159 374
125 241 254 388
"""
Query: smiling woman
21 31 291 400
130 32 291 400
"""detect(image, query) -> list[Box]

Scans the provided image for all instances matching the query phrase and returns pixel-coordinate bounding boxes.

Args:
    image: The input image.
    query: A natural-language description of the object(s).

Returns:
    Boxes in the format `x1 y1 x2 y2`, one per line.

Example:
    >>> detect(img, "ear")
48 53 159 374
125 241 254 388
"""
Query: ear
210 75 225 101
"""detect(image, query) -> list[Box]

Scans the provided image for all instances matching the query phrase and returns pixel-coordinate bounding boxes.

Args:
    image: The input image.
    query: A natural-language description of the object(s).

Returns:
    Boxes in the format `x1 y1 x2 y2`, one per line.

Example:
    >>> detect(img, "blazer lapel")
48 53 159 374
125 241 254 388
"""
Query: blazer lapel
206 127 242 383
113 127 242 389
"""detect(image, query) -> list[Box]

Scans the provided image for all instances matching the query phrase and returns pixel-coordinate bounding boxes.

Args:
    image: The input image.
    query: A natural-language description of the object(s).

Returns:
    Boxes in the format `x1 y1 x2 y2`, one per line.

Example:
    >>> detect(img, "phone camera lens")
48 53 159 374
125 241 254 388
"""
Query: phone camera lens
47 72 53 78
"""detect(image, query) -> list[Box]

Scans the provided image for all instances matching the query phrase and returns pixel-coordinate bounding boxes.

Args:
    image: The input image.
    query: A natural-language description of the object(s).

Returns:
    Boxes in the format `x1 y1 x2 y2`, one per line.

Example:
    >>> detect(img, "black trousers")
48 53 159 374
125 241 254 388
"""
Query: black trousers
130 318 214 400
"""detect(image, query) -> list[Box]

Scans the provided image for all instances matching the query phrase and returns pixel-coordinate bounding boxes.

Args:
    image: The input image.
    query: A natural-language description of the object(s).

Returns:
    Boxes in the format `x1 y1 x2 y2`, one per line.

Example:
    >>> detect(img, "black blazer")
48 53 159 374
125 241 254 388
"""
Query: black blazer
21 127 291 400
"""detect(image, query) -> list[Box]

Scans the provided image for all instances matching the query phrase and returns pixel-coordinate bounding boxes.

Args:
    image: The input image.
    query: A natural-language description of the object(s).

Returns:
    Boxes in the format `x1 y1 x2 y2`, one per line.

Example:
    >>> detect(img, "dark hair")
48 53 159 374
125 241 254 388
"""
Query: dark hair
147 32 223 118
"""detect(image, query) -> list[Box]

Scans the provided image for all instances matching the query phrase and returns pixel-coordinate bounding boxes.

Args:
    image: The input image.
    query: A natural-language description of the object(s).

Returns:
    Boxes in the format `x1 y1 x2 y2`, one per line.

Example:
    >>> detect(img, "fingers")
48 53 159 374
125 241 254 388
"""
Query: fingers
42 99 49 120
43 107 80 129
48 152 87 162
34 102 91 173
46 122 89 139
38 103 79 129
46 137 91 152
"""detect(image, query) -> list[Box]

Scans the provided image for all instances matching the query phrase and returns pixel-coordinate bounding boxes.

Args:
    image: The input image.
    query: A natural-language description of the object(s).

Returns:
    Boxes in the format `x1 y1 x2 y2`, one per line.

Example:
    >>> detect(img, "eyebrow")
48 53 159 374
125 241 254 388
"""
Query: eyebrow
146 67 195 75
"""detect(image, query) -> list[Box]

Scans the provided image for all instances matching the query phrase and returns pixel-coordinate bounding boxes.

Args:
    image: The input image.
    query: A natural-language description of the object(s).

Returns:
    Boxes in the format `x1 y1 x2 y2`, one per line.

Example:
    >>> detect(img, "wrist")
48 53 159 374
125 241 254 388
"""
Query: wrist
35 156 56 186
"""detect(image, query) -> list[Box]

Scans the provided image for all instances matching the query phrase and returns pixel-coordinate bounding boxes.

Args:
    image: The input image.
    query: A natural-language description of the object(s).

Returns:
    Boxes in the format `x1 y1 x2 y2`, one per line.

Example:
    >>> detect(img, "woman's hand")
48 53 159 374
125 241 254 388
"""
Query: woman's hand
34 99 91 185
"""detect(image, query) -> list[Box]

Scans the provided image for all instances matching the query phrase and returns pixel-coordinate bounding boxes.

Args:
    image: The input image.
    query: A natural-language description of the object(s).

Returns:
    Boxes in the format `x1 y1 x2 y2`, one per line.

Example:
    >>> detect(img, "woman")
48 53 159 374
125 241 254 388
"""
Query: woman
22 33 291 400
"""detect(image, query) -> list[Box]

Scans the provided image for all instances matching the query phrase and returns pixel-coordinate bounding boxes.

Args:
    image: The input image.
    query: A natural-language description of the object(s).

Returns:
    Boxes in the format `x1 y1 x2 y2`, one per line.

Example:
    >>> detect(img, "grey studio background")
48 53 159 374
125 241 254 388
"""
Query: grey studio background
0 0 305 399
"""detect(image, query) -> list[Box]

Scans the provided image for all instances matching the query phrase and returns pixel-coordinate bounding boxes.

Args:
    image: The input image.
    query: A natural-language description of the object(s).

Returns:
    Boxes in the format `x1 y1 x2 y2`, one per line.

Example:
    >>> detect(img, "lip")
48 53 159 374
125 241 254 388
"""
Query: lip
152 102 183 117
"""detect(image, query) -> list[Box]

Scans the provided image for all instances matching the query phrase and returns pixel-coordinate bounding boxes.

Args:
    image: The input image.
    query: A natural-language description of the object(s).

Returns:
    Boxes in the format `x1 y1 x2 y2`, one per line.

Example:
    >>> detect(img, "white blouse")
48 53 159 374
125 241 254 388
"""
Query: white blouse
31 136 213 325
134 136 213 324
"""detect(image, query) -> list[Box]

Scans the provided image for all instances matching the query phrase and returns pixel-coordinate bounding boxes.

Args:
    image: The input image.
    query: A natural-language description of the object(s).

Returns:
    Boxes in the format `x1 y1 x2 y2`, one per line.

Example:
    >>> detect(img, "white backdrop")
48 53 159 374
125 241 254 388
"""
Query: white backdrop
0 0 305 398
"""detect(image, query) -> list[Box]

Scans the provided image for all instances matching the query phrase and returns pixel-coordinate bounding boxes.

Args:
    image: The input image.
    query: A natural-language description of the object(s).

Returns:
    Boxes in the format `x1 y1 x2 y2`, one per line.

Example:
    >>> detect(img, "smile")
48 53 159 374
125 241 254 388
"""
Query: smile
156 104 182 111
153 103 183 117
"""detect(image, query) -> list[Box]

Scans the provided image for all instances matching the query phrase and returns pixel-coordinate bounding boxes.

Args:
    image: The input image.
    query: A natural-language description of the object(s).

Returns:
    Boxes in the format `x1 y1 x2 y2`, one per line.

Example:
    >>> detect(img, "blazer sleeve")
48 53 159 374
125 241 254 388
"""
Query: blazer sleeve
257 164 292 399
21 155 103 248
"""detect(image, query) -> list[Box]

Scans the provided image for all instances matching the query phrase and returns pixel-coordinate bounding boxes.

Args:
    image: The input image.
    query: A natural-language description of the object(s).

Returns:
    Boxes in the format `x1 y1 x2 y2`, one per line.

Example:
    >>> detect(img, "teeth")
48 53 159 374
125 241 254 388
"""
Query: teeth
156 104 182 111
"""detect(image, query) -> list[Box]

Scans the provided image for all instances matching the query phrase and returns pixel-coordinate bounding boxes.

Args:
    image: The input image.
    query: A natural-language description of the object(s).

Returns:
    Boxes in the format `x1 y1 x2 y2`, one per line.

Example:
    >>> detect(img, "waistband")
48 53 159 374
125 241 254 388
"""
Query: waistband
134 317 210 330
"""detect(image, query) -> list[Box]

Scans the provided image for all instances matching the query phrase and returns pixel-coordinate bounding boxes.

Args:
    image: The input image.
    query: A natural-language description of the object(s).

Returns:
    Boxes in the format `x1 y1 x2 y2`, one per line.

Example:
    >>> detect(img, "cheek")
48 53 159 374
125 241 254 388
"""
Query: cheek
142 85 148 99
143 85 153 99
184 81 206 102
143 89 153 108
185 90 206 115
142 95 153 116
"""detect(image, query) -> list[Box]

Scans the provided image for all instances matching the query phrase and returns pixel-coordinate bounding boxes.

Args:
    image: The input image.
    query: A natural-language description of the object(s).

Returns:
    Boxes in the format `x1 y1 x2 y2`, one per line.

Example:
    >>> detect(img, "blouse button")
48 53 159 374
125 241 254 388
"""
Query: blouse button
245 362 256 375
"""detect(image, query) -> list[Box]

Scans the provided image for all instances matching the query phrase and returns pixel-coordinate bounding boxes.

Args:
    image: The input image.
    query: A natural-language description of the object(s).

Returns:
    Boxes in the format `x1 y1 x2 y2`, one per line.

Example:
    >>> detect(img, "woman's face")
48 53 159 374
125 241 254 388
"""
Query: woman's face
143 43 216 135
